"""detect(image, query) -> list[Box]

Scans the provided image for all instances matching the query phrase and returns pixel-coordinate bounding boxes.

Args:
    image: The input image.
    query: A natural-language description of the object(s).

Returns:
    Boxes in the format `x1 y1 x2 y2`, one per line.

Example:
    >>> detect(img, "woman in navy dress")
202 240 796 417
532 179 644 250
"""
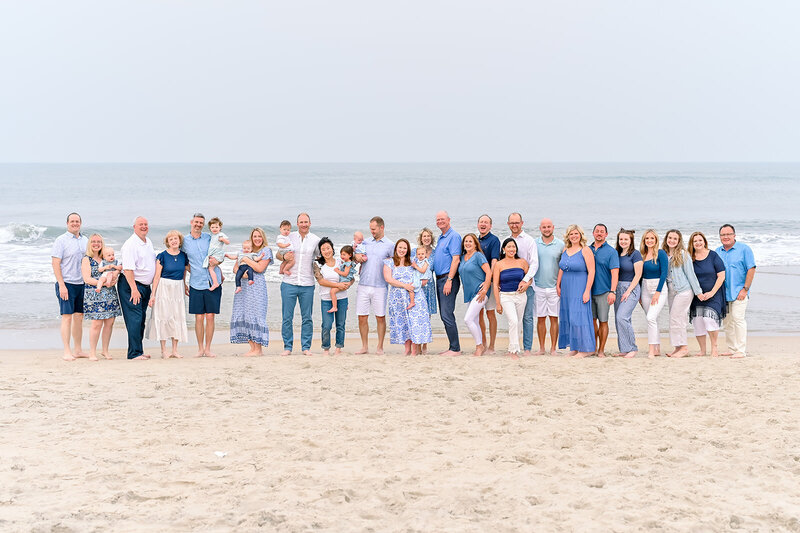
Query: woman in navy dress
556 224 596 357
384 238 432 355
687 231 727 357
230 228 273 356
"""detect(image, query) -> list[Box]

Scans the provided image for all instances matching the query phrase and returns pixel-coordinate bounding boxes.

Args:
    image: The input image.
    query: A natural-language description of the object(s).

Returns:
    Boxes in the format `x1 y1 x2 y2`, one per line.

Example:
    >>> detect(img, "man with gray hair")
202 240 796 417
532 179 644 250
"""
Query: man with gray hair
432 210 462 355
119 216 156 360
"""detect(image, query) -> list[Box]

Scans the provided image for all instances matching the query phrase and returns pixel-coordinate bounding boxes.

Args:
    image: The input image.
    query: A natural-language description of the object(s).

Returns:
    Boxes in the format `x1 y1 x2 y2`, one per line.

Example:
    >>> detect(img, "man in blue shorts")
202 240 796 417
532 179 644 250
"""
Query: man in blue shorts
183 213 223 358
51 212 89 361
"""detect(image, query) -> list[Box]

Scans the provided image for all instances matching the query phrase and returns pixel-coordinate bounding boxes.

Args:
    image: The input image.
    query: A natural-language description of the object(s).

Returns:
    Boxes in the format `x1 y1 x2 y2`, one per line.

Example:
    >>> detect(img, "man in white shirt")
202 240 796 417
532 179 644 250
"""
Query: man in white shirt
506 212 539 356
277 213 321 356
51 212 89 361
119 216 156 360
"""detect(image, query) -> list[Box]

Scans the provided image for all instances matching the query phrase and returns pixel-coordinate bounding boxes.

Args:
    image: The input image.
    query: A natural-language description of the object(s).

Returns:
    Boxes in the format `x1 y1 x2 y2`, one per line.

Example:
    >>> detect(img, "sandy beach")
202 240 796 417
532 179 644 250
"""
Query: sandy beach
2 334 799 531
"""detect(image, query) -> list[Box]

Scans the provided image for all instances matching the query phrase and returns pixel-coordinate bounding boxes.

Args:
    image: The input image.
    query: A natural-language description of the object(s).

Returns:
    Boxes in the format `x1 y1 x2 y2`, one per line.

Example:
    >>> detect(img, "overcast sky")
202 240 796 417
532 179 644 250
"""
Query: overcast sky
1 1 798 162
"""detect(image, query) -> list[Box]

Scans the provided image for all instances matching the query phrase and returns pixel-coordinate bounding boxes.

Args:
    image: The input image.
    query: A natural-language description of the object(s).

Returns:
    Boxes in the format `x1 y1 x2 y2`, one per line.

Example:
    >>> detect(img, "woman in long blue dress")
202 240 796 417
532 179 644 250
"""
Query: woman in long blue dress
384 238 433 355
557 224 596 357
81 233 121 360
230 228 273 356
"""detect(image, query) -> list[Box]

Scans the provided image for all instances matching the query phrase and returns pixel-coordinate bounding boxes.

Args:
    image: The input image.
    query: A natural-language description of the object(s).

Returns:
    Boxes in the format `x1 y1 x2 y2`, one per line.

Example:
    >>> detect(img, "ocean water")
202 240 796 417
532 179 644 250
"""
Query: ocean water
2 162 798 343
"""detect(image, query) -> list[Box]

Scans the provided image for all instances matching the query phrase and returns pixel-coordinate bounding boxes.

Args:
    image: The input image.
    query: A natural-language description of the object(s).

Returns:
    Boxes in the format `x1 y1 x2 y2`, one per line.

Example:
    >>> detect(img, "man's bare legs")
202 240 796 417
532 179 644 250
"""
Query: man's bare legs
594 319 609 357
536 316 559 355
61 312 87 361
357 315 386 354
194 313 216 357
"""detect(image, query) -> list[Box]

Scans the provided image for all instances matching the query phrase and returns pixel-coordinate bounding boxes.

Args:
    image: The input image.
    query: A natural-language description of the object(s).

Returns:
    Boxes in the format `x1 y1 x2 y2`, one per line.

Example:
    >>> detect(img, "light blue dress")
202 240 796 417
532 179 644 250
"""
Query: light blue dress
230 248 273 346
384 259 433 345
557 250 595 352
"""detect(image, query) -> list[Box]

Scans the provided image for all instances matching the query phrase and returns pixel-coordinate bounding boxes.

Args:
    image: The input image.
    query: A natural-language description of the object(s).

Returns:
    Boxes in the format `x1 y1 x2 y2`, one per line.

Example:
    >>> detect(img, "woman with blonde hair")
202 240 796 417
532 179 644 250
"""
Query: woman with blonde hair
415 227 437 316
662 229 702 358
230 228 273 356
687 231 727 357
81 233 121 360
146 230 189 358
639 229 669 357
557 224 596 357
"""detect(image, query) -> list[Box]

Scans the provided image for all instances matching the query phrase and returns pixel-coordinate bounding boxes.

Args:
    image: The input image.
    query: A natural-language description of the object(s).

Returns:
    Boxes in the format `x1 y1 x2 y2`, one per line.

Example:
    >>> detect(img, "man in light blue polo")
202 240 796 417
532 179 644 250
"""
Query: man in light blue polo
716 224 756 358
355 216 394 355
183 213 223 358
534 218 563 355
51 212 89 361
590 223 619 357
433 210 462 355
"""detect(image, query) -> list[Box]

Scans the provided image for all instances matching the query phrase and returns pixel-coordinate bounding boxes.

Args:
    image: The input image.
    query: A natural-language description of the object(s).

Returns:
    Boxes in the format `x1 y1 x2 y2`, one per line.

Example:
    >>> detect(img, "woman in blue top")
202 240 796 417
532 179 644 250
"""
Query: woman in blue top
458 233 492 357
557 224 596 357
663 229 702 358
613 228 642 358
492 238 529 358
639 229 669 357
146 230 189 358
687 232 727 357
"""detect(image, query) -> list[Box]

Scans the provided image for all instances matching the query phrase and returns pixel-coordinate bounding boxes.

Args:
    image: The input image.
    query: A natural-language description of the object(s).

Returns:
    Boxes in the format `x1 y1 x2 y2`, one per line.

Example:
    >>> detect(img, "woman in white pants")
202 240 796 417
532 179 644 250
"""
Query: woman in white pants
639 229 669 357
458 233 493 356
663 230 702 358
492 238 529 358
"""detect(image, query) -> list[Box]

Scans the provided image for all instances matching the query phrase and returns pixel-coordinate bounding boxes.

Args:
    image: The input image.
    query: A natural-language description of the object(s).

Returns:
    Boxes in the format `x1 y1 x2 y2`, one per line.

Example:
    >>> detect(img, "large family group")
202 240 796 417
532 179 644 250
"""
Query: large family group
52 210 756 361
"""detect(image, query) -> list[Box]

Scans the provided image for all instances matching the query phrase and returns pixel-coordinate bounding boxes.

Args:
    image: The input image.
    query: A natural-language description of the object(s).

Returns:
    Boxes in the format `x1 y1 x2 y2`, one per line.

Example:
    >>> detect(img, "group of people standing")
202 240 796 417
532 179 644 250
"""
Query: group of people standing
51 210 756 361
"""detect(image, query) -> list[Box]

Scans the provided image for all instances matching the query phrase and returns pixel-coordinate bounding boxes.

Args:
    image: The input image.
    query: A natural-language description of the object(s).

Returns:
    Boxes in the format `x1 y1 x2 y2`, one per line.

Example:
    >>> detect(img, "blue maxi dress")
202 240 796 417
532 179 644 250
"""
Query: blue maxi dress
384 259 433 345
230 248 273 346
558 250 595 352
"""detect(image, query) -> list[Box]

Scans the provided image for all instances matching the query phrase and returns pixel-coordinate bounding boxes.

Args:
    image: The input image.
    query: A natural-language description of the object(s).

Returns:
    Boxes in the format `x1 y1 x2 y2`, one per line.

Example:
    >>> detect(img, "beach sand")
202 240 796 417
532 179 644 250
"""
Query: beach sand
1 335 799 531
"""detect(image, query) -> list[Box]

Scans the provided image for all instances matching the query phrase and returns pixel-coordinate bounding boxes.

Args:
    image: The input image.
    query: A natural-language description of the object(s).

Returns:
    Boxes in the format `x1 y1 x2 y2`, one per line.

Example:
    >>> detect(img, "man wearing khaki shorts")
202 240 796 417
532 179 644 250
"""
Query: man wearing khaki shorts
589 223 620 357
534 218 563 355
477 214 501 353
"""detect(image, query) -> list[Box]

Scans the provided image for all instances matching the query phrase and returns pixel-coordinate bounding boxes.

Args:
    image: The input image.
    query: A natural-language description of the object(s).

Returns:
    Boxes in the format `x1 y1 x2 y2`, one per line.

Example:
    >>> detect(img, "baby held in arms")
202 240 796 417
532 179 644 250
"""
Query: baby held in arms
225 240 265 294
95 247 122 292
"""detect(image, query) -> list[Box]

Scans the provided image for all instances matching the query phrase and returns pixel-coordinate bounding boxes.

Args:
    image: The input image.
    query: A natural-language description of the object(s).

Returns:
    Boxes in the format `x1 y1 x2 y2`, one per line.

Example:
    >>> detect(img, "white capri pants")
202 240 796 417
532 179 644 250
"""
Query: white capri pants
499 291 527 353
464 294 489 345
692 316 720 336
640 278 668 345
667 286 694 347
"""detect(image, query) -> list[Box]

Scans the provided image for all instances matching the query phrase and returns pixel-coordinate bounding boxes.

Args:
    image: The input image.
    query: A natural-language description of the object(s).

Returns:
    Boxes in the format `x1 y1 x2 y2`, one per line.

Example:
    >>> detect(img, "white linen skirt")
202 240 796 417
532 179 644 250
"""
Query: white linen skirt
146 278 189 342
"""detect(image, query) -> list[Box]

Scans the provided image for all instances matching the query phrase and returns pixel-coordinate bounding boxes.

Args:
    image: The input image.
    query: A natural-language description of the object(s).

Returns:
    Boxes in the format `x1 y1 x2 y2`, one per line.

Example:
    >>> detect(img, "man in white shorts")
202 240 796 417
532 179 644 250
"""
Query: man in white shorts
534 218 563 355
355 216 394 354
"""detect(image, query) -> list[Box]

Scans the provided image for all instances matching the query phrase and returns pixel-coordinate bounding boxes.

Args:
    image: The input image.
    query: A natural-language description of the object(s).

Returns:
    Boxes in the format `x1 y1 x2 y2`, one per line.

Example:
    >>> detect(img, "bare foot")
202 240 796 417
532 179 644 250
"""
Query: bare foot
573 351 592 358
692 351 707 357
441 350 461 356
731 353 746 359
355 347 369 355
534 349 546 356
549 349 558 356
567 350 578 357
486 348 496 355
62 353 76 362
280 350 291 356
322 349 330 356
194 351 205 358
172 352 184 359
303 350 314 356
248 280 254 285
596 351 606 358
669 348 689 358
327 308 337 313
376 348 384 355
720 351 733 356
406 302 415 310
100 352 112 360
205 350 217 358
612 352 623 357
507 351 519 360
160 352 169 359
242 350 261 357
523 350 532 357
235 287 242 294
334 348 342 356
89 354 99 361
473 346 485 357
623 351 637 358
130 354 149 361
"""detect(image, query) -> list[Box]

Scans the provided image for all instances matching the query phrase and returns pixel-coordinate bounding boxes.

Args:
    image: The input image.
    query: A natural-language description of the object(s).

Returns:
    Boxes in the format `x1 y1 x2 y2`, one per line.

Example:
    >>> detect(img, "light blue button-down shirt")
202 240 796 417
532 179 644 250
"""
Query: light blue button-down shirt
716 241 756 301
183 232 221 290
358 236 395 288
534 237 564 289
51 231 88 284
432 228 462 276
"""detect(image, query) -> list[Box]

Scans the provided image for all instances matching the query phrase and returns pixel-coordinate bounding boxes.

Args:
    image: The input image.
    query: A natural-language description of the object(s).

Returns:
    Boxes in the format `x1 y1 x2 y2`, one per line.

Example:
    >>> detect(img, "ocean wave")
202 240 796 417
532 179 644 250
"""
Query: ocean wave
0 223 48 244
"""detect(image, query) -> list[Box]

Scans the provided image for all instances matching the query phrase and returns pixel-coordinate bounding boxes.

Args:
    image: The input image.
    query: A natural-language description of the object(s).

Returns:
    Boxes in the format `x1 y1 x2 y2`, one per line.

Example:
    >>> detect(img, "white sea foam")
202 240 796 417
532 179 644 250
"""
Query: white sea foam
0 223 47 244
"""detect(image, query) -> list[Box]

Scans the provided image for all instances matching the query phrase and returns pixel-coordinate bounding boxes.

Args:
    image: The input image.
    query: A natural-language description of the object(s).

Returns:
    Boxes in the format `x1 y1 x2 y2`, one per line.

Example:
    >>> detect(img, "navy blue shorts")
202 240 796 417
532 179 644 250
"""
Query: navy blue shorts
56 282 85 315
188 286 222 314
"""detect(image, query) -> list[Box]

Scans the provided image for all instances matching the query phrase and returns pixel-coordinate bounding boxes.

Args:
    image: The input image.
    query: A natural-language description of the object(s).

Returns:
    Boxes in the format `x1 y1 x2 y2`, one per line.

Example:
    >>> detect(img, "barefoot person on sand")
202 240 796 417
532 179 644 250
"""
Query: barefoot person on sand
314 237 353 355
119 216 156 360
52 212 89 361
81 233 121 361
146 230 190 358
688 231 727 357
493 238 529 358
183 213 223 358
557 225 596 358
534 218 563 355
716 224 756 359
383 239 432 355
433 211 462 356
505 212 538 356
477 215 500 354
458 233 492 357
355 216 394 355
230 228 273 356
